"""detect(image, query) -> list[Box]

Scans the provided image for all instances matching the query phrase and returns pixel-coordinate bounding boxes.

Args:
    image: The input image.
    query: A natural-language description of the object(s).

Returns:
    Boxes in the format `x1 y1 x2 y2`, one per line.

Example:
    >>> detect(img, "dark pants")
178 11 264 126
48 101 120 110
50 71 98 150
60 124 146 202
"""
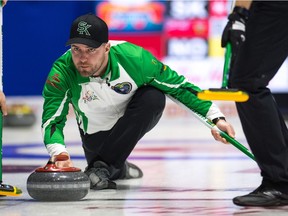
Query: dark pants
229 2 288 192
79 86 166 178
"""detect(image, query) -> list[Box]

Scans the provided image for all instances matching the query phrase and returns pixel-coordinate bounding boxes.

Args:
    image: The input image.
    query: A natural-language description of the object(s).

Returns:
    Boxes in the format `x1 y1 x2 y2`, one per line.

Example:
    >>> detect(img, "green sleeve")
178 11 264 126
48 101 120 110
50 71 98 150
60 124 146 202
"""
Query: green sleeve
140 49 212 117
42 60 71 147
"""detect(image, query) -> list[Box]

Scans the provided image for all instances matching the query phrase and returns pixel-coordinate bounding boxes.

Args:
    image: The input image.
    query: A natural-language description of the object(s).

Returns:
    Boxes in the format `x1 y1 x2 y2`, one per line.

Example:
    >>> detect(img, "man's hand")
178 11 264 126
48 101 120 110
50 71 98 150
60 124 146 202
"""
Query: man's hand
211 119 235 144
55 152 74 168
0 91 8 116
2 0 8 7
221 6 250 67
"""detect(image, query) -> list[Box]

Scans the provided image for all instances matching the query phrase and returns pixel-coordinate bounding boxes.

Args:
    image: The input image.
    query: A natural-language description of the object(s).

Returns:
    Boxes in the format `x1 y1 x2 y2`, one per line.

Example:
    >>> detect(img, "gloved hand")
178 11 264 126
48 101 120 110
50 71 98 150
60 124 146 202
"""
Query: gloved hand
221 6 250 66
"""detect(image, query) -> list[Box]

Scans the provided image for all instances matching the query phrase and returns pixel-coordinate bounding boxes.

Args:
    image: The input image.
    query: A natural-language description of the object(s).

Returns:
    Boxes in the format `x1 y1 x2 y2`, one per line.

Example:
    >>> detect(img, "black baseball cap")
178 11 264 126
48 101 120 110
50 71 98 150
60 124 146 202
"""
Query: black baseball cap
66 13 108 48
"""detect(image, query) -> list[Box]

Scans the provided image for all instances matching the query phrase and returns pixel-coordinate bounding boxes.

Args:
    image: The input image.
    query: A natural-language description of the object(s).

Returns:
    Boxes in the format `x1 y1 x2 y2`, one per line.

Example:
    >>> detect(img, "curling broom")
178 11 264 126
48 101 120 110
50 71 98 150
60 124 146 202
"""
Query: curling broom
197 43 249 102
168 96 255 161
0 111 22 196
0 1 22 196
191 109 255 161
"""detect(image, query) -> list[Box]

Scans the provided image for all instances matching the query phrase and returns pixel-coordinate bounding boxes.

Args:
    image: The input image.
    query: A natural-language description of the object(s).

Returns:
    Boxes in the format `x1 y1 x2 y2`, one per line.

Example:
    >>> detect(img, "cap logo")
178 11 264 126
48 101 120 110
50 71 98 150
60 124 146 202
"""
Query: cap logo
77 21 91 36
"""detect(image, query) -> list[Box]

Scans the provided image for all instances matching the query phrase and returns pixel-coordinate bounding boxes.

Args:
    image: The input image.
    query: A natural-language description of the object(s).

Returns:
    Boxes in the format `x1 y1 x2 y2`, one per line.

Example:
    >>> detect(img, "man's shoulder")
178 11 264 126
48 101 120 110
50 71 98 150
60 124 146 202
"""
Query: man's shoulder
109 40 143 57
53 50 73 68
59 49 72 61
50 50 75 77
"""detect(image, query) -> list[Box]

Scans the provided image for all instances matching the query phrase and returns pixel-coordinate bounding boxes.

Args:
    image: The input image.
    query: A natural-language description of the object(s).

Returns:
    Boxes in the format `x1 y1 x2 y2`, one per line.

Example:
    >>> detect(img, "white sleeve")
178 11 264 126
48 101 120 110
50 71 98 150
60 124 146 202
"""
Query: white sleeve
46 143 68 157
205 103 225 121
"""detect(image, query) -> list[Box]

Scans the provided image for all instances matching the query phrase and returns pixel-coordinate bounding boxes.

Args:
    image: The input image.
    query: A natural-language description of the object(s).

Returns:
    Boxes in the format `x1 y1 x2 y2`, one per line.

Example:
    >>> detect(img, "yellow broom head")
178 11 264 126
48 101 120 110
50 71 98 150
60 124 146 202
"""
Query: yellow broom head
197 89 249 102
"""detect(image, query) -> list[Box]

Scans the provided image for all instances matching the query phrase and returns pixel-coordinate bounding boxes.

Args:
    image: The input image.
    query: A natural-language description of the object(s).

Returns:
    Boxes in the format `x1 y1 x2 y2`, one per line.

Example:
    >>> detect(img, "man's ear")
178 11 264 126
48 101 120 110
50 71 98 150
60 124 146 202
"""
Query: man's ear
105 42 111 53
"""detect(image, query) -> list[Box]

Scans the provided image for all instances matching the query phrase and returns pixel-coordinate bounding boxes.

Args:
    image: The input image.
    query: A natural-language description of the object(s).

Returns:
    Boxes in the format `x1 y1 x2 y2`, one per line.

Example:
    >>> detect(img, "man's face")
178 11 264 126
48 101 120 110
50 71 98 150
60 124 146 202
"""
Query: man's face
71 43 110 77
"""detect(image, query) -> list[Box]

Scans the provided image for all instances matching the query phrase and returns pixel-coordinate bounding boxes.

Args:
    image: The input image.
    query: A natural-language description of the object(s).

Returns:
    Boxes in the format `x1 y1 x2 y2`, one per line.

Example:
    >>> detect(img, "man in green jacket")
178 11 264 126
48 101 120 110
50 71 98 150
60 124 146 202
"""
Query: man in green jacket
42 13 235 190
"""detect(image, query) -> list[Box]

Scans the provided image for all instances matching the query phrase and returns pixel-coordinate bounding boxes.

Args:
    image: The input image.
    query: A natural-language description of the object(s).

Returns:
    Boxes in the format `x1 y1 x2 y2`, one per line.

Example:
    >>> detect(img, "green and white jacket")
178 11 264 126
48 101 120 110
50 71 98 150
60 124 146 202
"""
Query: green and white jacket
42 40 224 156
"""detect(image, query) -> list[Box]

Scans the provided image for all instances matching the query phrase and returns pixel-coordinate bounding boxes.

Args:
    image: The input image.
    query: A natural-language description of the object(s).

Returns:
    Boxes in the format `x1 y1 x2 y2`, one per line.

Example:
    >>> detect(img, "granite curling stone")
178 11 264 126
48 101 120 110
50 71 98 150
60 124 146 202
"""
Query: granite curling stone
27 155 90 201
4 104 36 127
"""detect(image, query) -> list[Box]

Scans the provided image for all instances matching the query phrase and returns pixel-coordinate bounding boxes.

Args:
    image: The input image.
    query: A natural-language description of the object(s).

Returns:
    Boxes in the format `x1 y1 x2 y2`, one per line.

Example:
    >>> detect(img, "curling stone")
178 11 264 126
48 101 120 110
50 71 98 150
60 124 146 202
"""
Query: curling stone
27 155 90 201
4 104 36 127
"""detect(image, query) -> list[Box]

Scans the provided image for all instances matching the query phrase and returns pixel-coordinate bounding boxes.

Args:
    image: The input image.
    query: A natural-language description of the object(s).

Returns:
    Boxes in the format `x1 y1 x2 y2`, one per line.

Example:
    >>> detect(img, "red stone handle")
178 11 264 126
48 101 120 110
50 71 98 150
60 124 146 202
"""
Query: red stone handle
35 155 81 172
52 154 69 163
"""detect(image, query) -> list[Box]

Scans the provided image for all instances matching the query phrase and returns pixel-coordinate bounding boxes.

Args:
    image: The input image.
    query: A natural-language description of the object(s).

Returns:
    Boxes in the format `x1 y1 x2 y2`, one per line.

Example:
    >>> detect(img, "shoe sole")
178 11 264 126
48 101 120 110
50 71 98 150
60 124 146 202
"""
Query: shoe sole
125 162 143 179
233 198 288 207
91 181 117 190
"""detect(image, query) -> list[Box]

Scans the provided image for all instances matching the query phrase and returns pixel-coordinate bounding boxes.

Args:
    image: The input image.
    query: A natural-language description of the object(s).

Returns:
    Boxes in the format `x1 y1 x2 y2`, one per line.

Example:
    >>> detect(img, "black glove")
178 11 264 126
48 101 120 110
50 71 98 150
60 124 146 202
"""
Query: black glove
222 6 250 48
221 6 250 66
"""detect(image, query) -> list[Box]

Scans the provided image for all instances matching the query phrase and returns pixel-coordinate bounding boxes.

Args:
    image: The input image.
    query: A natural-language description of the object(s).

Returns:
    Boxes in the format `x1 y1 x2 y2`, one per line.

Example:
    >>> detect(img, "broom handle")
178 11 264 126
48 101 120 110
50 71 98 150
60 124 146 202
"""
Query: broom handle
221 43 232 88
191 109 255 161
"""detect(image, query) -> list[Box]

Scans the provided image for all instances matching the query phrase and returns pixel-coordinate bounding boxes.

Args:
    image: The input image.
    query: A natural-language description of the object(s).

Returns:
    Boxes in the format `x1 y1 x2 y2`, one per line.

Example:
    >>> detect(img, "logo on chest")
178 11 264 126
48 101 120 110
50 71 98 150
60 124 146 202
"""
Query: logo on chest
83 90 98 103
111 82 132 94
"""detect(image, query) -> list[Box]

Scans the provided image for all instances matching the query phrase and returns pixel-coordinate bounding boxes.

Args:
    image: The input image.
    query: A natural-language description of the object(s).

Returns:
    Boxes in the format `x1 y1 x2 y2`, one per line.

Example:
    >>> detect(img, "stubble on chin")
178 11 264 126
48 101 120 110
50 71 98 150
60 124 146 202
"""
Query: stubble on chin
76 66 94 77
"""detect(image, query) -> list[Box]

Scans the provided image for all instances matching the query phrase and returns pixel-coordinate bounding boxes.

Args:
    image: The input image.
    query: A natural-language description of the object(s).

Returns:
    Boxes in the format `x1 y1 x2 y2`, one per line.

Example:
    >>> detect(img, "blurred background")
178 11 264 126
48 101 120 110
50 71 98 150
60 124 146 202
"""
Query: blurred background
2 0 288 115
